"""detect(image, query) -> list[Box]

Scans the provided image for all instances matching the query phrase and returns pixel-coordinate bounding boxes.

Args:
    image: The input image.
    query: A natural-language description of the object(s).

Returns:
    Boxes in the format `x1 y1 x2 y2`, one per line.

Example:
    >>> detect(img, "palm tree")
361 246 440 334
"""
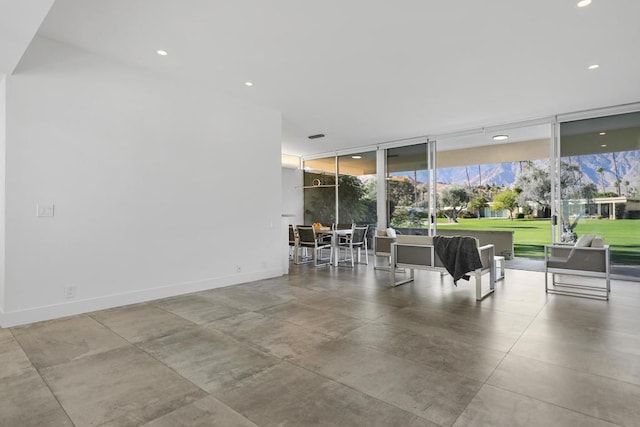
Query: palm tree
596 167 605 193
465 166 472 189
611 152 621 195
624 180 630 196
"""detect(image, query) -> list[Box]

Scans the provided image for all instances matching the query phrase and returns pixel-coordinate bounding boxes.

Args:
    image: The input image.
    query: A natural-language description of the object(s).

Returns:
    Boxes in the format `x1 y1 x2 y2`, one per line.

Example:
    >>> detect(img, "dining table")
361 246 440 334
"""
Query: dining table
315 227 352 266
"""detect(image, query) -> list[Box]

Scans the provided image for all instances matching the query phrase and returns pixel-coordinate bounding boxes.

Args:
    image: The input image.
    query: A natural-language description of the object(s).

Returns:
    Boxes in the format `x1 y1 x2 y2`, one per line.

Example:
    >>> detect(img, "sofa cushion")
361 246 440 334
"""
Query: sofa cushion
396 235 433 245
590 235 605 248
575 234 595 247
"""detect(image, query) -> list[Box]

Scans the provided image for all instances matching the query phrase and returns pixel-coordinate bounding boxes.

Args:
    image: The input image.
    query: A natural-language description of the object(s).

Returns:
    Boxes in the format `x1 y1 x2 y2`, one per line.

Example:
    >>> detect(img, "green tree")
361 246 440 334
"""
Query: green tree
337 175 366 224
581 183 598 200
439 186 471 223
390 206 409 226
387 178 415 206
359 178 377 225
560 161 584 199
304 173 369 225
513 161 584 217
515 162 550 216
492 189 519 219
467 196 488 218
387 177 416 223
362 179 377 200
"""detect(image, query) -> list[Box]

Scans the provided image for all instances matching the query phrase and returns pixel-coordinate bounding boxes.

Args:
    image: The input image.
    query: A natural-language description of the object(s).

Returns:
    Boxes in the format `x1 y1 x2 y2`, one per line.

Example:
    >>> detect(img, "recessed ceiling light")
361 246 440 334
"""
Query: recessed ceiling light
588 64 600 70
599 132 606 135
244 81 254 87
492 135 509 141
351 155 362 159
156 50 168 56
601 144 608 147
577 0 592 7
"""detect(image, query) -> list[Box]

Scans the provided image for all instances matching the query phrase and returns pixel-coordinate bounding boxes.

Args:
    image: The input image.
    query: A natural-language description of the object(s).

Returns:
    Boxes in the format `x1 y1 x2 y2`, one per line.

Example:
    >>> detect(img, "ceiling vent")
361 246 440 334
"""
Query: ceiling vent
308 134 325 139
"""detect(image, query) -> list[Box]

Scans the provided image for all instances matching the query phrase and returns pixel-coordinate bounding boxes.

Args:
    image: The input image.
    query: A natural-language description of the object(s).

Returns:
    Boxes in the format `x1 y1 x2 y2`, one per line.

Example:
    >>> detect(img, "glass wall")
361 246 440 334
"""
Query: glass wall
300 108 639 270
303 157 336 226
559 111 640 266
337 152 377 227
386 143 429 229
302 151 377 227
434 125 552 258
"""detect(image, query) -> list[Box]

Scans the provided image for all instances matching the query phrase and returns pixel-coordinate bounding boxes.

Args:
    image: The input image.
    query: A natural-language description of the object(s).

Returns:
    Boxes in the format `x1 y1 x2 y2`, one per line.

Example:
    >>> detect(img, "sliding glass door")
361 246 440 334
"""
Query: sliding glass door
303 157 337 226
557 111 640 270
385 141 437 235
300 109 639 275
337 152 377 227
302 151 377 228
434 124 552 259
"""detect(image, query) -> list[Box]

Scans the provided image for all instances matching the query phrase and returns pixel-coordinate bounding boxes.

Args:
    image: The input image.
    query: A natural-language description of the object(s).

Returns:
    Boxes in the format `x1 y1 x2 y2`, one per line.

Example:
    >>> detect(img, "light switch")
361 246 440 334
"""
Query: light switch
37 204 55 217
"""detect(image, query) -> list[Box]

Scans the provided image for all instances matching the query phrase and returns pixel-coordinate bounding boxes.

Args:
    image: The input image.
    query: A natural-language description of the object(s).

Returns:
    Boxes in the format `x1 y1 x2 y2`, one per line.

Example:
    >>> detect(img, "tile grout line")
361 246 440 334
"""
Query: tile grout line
89 298 391 425
87 313 240 424
281 357 439 426
9 326 78 427
484 382 627 427
449 274 554 427
475 278 553 382
457 287 628 427
90 301 432 425
8 265 637 426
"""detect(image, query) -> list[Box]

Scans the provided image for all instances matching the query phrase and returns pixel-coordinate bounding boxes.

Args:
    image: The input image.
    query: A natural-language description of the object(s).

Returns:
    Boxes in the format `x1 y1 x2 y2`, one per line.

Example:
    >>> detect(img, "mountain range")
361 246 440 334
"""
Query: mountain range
434 150 640 195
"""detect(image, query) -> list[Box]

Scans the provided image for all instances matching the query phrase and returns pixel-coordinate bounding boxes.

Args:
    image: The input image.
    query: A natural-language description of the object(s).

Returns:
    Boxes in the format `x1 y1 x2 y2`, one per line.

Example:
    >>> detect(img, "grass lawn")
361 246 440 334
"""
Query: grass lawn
436 218 639 264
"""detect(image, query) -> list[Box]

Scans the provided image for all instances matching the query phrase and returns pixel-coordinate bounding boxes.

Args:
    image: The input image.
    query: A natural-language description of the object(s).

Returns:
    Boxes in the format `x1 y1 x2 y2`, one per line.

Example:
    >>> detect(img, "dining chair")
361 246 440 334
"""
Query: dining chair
334 223 354 245
289 225 300 262
338 224 369 267
296 225 332 267
334 223 354 230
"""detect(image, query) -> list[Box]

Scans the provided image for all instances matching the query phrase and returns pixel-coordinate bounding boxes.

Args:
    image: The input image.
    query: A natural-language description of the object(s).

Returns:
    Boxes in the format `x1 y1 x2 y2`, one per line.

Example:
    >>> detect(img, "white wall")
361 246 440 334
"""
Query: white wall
0 38 283 326
0 75 6 313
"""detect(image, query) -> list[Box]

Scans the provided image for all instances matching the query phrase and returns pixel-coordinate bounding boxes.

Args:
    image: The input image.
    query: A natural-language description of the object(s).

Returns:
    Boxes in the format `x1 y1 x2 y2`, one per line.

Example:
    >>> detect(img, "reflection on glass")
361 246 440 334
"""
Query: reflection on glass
303 153 377 228
387 143 428 228
434 127 552 259
560 111 640 266
337 152 377 226
303 157 336 225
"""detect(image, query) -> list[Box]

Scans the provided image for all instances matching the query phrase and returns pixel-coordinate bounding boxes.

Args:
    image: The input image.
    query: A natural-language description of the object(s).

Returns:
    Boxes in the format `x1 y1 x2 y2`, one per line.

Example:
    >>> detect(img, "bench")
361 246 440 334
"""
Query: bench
373 229 397 270
390 235 496 301
397 228 514 259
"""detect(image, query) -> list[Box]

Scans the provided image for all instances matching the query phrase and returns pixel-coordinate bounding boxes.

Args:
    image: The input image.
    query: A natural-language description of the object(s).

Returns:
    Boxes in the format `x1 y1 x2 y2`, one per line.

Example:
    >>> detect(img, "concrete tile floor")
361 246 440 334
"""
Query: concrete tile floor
2 264 640 426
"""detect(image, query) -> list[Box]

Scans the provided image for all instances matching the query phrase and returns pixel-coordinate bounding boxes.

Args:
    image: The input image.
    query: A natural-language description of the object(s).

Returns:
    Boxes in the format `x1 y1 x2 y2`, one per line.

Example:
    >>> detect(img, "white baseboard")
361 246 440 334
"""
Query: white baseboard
0 268 283 328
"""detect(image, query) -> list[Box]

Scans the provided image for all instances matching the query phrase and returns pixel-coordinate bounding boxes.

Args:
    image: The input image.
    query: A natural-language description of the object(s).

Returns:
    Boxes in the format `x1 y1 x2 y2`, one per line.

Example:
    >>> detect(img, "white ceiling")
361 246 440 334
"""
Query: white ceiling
0 0 54 74
4 0 640 157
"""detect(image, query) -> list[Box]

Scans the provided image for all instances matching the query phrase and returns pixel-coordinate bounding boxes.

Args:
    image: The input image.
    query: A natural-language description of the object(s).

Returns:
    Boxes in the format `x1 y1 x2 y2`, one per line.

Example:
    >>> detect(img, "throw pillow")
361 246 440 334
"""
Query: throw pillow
575 234 595 247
